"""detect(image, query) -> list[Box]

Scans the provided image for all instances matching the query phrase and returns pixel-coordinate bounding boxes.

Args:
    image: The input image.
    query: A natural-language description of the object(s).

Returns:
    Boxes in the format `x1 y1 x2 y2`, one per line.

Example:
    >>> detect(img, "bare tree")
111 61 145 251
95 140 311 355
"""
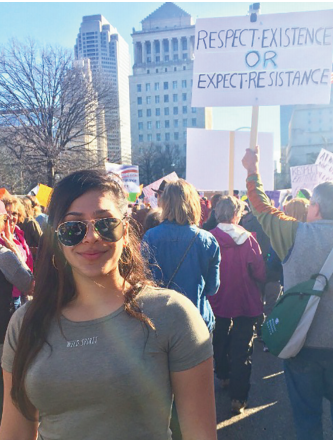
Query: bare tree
0 39 117 190
134 143 186 186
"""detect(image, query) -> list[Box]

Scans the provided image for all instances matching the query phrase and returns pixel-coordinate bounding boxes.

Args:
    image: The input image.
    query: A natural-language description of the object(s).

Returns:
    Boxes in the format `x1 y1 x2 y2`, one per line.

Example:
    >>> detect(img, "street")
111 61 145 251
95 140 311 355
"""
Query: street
215 338 332 439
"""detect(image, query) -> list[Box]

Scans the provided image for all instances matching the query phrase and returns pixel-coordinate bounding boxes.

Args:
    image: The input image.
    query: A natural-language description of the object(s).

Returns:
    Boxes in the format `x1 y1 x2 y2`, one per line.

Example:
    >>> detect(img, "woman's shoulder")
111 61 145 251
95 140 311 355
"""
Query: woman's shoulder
137 286 209 333
5 302 30 342
138 285 198 315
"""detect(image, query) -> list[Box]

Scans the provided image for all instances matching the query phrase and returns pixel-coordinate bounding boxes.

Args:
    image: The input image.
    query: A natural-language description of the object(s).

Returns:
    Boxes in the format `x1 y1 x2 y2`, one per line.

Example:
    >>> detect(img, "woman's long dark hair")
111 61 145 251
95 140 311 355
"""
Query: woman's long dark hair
11 170 155 419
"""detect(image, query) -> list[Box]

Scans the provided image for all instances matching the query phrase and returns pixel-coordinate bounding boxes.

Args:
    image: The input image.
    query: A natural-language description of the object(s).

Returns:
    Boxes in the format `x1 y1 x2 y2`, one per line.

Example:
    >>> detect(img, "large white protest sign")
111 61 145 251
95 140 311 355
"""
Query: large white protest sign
186 129 274 191
290 164 320 197
192 10 333 107
315 148 333 182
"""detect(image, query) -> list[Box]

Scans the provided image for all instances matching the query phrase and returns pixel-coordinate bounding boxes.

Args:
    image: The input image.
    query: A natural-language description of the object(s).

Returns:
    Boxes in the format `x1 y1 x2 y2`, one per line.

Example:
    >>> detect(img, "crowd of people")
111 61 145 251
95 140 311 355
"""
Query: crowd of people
0 148 332 440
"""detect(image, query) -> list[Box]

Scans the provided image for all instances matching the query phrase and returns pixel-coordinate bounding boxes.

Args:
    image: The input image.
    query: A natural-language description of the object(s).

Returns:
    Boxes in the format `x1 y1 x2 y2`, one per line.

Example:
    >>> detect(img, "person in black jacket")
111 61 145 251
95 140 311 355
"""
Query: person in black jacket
203 194 223 231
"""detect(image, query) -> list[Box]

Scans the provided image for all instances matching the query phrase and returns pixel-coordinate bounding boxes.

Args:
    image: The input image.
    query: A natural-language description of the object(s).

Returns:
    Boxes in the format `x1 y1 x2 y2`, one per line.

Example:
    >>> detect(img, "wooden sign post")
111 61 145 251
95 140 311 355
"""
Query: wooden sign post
228 131 235 195
250 106 259 151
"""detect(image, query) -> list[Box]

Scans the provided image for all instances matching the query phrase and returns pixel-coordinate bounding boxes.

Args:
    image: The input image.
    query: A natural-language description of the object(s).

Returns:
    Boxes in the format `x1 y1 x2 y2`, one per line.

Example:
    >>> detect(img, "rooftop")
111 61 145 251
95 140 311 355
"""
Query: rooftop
142 2 191 23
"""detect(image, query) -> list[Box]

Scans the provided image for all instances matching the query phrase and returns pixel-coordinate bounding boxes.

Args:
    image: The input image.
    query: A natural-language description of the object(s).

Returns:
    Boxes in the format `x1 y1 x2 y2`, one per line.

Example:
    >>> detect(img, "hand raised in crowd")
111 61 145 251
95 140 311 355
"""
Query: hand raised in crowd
242 145 260 176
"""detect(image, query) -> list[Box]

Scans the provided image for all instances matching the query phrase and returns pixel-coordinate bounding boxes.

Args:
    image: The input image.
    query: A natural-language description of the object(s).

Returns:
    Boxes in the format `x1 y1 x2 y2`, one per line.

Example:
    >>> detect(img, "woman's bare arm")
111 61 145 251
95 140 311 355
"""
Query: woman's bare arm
0 370 38 440
171 357 217 440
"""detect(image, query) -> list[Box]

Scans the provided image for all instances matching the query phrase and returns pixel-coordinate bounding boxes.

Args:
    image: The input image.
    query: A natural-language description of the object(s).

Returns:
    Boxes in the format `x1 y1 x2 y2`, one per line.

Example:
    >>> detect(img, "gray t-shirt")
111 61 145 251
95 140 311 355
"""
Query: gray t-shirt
2 287 213 440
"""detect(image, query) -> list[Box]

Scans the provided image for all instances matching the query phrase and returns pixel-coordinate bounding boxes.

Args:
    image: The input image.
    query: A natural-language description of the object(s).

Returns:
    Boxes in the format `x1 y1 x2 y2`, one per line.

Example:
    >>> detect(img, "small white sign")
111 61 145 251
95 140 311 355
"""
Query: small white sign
105 163 140 193
290 164 320 197
186 129 274 191
192 10 333 107
315 148 333 183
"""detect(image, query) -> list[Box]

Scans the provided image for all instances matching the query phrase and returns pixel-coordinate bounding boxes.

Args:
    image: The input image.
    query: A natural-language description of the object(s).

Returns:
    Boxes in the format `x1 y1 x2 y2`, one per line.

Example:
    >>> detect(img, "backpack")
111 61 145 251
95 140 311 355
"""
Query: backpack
262 247 333 359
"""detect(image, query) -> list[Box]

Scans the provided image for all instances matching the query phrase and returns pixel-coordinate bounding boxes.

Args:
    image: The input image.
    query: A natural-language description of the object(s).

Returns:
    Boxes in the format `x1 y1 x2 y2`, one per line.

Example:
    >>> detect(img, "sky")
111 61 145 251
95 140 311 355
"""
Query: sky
1 1 333 164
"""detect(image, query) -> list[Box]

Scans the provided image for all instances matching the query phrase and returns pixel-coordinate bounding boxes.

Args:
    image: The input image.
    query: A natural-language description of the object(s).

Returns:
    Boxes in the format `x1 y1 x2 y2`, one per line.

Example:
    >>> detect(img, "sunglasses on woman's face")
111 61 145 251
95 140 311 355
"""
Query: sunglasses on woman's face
56 217 125 247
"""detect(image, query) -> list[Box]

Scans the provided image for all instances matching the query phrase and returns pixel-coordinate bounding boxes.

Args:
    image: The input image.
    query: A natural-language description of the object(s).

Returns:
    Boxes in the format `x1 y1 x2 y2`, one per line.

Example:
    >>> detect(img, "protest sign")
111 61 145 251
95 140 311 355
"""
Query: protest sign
105 163 140 196
142 172 179 208
36 184 53 208
315 148 333 182
290 164 319 197
186 128 274 191
192 10 333 107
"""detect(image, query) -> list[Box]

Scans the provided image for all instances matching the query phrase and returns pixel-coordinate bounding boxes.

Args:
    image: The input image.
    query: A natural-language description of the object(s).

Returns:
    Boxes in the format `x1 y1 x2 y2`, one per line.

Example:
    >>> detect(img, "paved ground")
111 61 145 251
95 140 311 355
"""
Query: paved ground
215 338 332 439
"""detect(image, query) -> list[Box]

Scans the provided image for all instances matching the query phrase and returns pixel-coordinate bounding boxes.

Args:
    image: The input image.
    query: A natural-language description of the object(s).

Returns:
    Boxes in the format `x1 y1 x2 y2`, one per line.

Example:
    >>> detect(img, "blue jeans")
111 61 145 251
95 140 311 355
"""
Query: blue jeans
284 352 333 440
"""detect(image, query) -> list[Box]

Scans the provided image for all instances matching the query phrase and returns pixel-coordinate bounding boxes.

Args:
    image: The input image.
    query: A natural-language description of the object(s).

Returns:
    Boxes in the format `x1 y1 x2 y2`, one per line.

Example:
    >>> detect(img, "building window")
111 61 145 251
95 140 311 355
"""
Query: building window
138 110 143 117
147 134 152 142
156 108 160 116
183 119 187 127
147 70 150 74
156 121 161 129
146 96 151 104
173 81 178 89
182 53 188 60
139 135 143 142
173 94 178 103
155 82 159 91
138 122 143 130
165 68 168 72
137 97 142 105
147 109 151 117
182 39 187 51
165 55 169 62
165 120 170 128
183 131 187 139
173 107 179 115
147 57 151 63
164 82 169 90
156 69 159 73
182 80 187 88
137 84 142 92
182 93 187 101
173 54 179 61
191 107 197 113
155 95 160 104
174 132 179 140
156 133 161 141
173 39 178 51
156 56 160 62
174 119 179 128
183 66 186 70
183 106 187 114
164 95 169 103
146 83 150 92
147 121 152 130
192 118 197 127
164 107 170 116
165 133 170 141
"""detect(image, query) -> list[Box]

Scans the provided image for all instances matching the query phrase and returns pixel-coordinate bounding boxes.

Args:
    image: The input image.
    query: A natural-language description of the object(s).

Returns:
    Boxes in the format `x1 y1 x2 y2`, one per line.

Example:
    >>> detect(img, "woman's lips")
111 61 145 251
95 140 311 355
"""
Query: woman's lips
77 251 106 261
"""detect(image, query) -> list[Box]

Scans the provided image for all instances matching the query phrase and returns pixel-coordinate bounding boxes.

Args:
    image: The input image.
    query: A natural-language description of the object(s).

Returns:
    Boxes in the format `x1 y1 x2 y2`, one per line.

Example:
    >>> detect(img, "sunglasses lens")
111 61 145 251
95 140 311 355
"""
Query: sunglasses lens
95 218 124 242
57 221 87 246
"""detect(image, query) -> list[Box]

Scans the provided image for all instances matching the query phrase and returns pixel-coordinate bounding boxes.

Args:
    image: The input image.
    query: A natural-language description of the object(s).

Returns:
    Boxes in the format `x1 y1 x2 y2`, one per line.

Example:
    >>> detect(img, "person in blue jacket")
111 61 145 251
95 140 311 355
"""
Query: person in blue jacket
142 179 221 333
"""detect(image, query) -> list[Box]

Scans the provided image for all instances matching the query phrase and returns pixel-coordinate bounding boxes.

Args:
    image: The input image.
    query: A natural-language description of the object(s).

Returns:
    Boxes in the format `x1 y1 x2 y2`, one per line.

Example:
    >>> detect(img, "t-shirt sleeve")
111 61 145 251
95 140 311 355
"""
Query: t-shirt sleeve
0 250 33 292
1 304 28 373
163 291 213 372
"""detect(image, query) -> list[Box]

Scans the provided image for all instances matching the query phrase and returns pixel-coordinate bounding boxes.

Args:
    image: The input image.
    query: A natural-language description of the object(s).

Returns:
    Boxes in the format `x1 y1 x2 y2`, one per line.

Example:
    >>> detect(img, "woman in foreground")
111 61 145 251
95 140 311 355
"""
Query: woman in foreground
0 170 217 440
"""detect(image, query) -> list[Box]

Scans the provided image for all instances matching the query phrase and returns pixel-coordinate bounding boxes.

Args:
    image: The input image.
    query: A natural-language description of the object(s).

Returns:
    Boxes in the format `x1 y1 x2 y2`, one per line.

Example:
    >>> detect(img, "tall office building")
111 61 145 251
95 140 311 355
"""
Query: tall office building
129 2 212 172
75 15 132 164
282 89 333 169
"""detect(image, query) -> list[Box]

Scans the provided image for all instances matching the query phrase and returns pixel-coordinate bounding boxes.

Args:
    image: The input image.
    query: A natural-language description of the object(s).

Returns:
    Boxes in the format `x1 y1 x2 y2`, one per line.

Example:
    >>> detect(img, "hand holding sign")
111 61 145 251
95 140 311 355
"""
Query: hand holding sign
242 145 260 176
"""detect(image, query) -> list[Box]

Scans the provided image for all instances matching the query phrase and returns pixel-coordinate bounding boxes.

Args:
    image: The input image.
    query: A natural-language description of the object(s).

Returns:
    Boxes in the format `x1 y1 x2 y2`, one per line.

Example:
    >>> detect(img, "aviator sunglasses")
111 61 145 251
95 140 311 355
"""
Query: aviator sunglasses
56 217 125 247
